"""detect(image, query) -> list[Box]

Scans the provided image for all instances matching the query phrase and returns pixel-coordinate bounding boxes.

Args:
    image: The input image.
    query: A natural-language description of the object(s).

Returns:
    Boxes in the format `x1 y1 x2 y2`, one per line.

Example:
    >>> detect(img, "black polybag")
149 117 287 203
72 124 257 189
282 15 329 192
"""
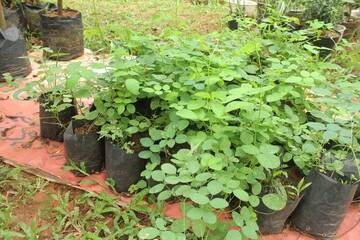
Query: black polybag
4 7 26 32
105 139 147 193
64 120 105 176
341 156 360 199
290 168 358 239
39 94 77 142
40 9 84 61
0 26 31 82
256 196 302 235
20 2 57 32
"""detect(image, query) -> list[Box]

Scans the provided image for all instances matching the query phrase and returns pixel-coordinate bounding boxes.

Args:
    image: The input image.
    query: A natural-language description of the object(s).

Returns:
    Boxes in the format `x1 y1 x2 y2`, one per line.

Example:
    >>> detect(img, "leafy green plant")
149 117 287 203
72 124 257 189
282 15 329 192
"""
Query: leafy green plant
302 0 344 25
285 177 312 198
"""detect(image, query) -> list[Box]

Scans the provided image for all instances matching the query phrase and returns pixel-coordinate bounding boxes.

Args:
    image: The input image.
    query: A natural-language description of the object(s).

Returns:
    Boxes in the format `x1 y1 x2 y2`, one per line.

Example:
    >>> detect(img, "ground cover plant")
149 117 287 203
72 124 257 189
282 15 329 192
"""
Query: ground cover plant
1 0 360 239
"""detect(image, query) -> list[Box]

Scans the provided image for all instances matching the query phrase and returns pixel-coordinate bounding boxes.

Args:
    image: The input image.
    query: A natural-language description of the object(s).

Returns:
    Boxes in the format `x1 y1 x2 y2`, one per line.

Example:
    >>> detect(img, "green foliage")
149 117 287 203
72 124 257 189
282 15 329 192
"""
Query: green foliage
7 7 360 238
302 0 344 24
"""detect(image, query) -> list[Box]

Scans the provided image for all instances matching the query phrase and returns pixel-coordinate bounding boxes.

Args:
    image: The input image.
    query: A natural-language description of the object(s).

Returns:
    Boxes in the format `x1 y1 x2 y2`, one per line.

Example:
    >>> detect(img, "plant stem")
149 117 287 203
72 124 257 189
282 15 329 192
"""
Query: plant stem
57 0 63 16
0 3 6 32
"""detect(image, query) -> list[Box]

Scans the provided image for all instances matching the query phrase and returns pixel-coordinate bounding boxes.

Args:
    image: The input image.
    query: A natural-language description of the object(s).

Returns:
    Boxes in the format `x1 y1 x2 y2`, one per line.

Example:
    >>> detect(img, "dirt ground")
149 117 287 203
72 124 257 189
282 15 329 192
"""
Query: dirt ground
0 162 122 239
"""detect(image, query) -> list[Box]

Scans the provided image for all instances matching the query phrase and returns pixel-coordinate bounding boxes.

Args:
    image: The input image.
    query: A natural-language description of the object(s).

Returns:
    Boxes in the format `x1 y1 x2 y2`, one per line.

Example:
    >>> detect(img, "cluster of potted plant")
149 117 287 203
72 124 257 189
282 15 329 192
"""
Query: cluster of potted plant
229 0 360 57
21 13 359 238
1 0 84 63
0 1 31 82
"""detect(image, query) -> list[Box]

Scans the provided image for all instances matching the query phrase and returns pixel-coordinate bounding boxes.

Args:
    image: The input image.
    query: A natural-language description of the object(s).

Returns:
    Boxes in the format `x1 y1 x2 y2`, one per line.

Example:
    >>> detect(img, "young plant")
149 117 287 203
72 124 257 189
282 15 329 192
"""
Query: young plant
302 0 344 25
285 177 312 198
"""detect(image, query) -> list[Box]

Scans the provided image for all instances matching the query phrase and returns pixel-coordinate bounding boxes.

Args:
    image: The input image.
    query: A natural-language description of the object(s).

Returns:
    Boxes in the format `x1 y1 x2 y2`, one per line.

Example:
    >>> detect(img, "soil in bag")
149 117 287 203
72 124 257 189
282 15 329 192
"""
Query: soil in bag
0 26 31 82
64 120 105 176
105 139 147 193
40 9 84 61
39 95 77 142
290 168 358 239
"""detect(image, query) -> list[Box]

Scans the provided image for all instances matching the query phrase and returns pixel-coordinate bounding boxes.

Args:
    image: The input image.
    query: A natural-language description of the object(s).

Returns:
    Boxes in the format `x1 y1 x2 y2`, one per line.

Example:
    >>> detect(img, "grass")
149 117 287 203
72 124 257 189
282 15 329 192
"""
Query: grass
44 0 230 53
0 162 152 239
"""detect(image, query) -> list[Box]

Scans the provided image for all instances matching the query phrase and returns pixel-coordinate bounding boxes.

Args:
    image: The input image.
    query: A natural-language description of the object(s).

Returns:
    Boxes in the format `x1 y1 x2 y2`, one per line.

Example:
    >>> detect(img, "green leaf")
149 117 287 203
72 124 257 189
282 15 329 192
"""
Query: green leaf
231 211 244 227
241 145 260 155
189 193 210 204
262 193 286 210
249 195 260 207
207 180 223 195
161 231 176 240
149 129 163 141
225 101 252 112
165 176 180 185
161 163 177 175
240 132 253 145
211 101 225 116
242 225 258 239
259 144 279 154
186 207 204 220
311 87 332 96
150 145 161 152
176 109 198 120
139 150 153 159
266 92 283 102
244 65 259 74
171 218 191 233
187 161 200 174
192 219 206 238
125 79 140 95
195 173 212 182
155 218 167 231
89 63 106 69
80 69 95 80
306 122 327 130
151 170 165 181
73 89 91 98
158 190 172 201
65 74 80 89
175 134 187 144
302 141 317 154
149 184 165 194
323 130 338 140
233 189 249 201
256 154 280 169
326 124 341 131
138 227 159 239
225 230 243 240
79 179 99 185
140 137 154 147
202 211 217 224
178 120 189 130
117 105 125 115
210 198 229 209
187 100 206 110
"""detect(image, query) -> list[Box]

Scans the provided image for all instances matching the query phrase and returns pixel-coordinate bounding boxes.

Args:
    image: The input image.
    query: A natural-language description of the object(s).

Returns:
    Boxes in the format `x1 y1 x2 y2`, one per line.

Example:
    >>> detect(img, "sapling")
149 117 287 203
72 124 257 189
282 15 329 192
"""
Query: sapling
285 177 312 198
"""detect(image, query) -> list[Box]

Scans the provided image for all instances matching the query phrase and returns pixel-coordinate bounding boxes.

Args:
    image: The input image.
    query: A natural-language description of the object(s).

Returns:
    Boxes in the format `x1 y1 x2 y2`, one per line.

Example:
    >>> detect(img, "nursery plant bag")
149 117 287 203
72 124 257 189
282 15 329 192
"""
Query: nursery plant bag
39 94 77 142
342 21 360 40
341 157 360 199
20 2 57 32
105 139 147 193
0 26 31 82
4 7 26 32
64 120 105 176
290 168 358 239
40 9 84 61
256 196 302 235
